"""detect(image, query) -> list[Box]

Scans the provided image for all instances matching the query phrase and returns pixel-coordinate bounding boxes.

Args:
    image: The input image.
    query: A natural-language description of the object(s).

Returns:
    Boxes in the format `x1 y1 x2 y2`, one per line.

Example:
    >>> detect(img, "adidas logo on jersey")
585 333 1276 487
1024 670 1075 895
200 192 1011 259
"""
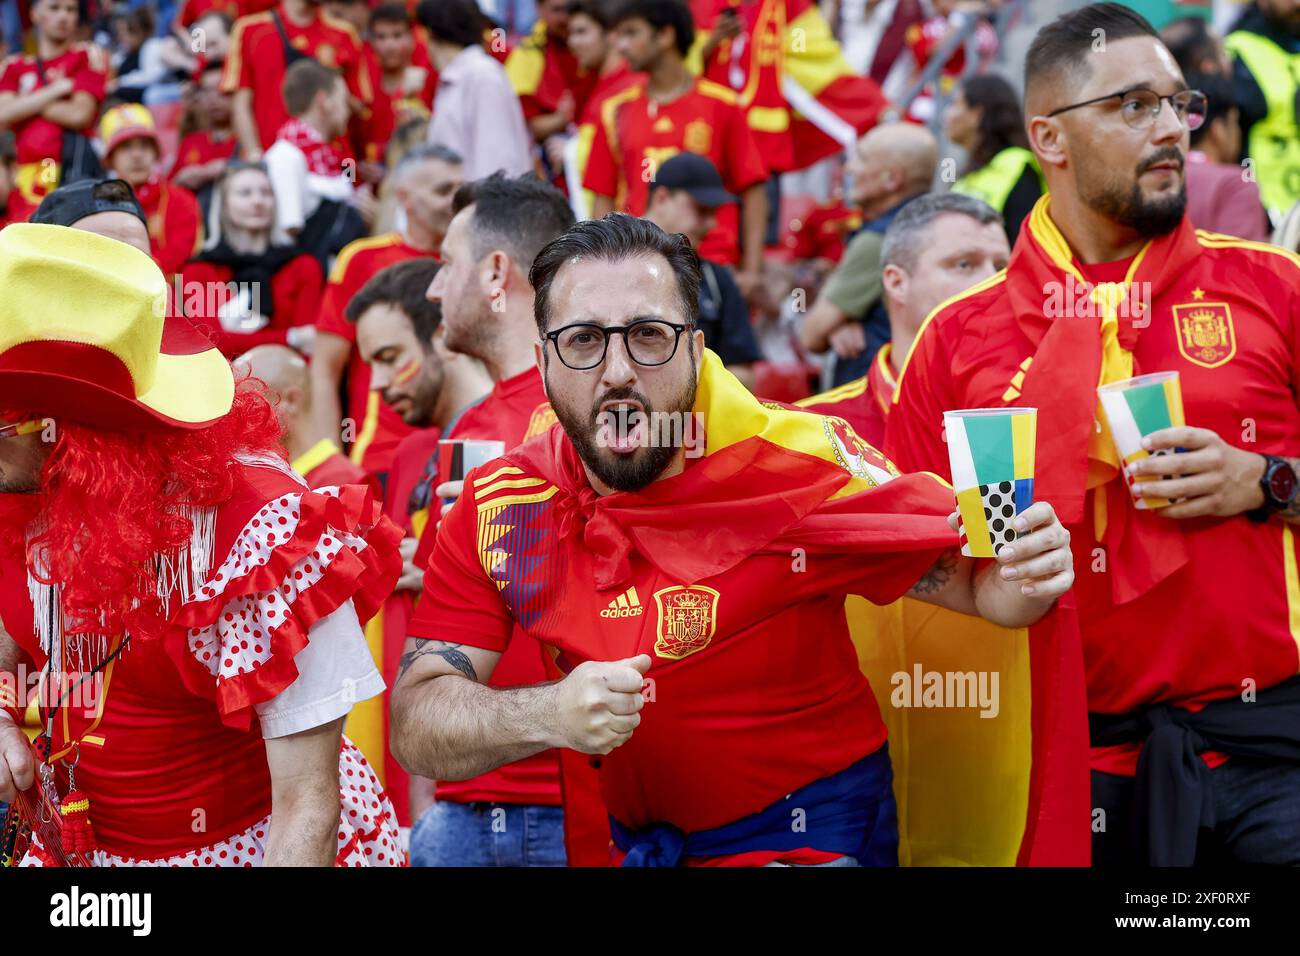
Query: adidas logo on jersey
600 586 644 618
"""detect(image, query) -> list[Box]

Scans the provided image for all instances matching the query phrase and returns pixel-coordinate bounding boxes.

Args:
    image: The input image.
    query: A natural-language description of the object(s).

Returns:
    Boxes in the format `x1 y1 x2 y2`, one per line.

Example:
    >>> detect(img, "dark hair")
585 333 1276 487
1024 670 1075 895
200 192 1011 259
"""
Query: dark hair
1159 16 1220 76
564 0 612 29
608 0 694 57
93 178 140 207
958 74 1029 171
529 213 700 335
282 58 342 117
344 257 443 344
1185 70 1235 149
881 192 1002 273
415 0 487 49
1024 3 1158 97
369 2 411 31
454 172 576 276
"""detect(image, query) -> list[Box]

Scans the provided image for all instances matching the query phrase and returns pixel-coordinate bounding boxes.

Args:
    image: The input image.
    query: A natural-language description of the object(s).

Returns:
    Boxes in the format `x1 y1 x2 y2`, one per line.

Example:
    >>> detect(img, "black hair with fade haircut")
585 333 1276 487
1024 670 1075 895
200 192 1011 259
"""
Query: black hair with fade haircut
344 257 444 346
452 171 576 276
369 2 411 31
415 0 488 49
564 0 612 29
608 0 694 57
1024 3 1158 101
529 213 701 336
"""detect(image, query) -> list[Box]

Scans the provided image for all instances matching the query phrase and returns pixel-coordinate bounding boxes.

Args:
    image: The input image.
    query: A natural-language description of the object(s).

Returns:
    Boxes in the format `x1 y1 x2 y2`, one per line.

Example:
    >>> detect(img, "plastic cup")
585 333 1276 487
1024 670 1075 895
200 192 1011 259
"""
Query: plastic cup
944 407 1037 557
1097 371 1185 510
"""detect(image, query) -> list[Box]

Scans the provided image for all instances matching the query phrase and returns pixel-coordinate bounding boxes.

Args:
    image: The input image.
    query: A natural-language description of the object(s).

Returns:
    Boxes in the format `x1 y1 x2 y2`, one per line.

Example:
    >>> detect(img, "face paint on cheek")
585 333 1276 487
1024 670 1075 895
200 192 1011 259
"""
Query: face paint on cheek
393 356 423 386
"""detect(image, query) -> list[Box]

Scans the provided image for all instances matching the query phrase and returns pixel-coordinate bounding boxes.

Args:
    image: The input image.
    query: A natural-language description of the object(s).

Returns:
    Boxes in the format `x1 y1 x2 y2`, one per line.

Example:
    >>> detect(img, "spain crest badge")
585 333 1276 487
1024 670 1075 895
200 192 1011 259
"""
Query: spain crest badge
1173 301 1235 369
683 120 712 155
823 416 900 486
652 585 719 660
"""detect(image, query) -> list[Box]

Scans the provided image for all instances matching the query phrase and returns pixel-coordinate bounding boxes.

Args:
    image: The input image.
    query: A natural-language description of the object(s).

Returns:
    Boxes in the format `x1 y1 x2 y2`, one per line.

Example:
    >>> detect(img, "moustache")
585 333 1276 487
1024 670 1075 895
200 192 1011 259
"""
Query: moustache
1138 147 1184 175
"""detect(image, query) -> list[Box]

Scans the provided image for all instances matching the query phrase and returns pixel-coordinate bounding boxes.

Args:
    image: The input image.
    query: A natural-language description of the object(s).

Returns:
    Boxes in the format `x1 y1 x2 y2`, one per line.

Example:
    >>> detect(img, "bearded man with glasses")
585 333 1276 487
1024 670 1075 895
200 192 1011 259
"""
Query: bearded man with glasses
390 212 1077 867
886 3 1300 865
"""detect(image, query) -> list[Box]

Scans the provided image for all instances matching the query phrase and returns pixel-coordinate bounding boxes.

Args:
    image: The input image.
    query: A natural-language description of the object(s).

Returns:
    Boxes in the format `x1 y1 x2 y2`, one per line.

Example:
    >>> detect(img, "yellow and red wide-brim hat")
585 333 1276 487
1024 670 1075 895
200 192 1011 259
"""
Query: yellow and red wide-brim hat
0 223 234 430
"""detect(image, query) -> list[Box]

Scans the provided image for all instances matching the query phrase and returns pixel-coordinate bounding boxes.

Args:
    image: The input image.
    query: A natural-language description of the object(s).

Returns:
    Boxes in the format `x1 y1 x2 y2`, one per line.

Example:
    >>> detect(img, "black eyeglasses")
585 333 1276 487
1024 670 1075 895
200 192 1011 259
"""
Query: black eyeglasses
1047 86 1207 131
544 320 689 370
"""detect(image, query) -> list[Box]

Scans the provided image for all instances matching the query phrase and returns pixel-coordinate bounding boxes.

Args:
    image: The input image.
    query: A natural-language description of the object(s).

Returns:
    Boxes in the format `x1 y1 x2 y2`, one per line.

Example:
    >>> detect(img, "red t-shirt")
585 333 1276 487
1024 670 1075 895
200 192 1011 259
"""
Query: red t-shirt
356 45 436 166
0 45 109 164
221 6 371 150
407 428 937 834
316 232 433 476
181 253 323 358
170 129 238 182
786 201 862 264
136 178 204 279
174 0 274 29
506 22 598 122
410 366 561 807
582 78 767 266
886 216 1300 775
796 342 895 448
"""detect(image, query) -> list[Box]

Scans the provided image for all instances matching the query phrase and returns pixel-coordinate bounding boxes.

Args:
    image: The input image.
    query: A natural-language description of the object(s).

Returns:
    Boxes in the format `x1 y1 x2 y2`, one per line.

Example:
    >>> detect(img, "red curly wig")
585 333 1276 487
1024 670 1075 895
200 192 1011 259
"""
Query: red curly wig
6 376 284 644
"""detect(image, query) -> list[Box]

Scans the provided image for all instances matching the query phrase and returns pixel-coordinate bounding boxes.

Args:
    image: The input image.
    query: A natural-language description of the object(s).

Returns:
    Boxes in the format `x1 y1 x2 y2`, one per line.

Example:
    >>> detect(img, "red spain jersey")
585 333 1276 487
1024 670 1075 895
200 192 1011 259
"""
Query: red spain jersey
409 367 561 807
582 77 767 266
505 21 598 122
0 46 109 164
136 178 203 280
317 232 432 477
170 129 238 182
886 201 1300 774
795 342 895 447
221 7 371 151
357 45 436 165
408 352 955 839
180 253 322 357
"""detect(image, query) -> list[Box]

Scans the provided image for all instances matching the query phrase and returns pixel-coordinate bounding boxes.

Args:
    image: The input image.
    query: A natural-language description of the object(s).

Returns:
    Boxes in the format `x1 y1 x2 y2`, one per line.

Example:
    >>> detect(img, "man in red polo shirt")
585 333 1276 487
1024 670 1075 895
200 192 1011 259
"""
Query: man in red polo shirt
345 257 492 825
0 0 109 222
563 0 639 219
357 3 436 173
310 143 462 487
799 192 1009 447
98 105 204 280
887 4 1300 866
390 213 1075 867
222 0 371 159
399 172 579 866
584 0 767 291
507 0 598 160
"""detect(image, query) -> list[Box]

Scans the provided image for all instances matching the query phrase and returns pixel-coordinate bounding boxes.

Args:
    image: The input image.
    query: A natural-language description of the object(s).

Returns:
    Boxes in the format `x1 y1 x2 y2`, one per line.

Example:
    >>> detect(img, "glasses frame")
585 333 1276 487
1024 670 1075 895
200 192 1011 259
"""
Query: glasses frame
1045 86 1207 131
544 319 690 371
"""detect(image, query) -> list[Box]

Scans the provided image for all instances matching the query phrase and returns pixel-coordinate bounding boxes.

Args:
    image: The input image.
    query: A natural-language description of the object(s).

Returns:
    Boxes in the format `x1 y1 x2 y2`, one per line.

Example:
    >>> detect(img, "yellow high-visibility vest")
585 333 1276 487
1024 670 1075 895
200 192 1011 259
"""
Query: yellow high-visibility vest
1225 29 1300 218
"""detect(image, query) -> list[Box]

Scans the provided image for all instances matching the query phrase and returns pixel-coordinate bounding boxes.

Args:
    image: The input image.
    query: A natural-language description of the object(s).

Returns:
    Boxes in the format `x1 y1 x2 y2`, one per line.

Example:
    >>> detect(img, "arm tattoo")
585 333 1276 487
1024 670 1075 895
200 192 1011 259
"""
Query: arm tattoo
909 548 960 596
398 639 479 682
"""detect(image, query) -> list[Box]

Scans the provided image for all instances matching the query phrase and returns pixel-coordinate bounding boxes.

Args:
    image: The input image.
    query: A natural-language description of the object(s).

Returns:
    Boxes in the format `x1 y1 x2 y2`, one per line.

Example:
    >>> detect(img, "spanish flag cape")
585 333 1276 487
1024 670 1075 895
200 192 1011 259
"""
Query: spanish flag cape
510 351 1085 865
690 0 887 172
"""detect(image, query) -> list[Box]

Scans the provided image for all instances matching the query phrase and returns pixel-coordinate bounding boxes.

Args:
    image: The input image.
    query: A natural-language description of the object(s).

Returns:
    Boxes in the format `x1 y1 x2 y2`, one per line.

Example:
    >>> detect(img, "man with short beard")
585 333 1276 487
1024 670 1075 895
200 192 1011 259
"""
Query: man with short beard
402 172 575 866
887 4 1300 866
391 213 1078 867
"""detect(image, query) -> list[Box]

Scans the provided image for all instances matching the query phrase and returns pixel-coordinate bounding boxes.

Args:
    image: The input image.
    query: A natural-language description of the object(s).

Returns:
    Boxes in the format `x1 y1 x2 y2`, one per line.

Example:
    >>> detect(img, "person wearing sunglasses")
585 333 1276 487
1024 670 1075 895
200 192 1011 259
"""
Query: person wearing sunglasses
888 3 1300 867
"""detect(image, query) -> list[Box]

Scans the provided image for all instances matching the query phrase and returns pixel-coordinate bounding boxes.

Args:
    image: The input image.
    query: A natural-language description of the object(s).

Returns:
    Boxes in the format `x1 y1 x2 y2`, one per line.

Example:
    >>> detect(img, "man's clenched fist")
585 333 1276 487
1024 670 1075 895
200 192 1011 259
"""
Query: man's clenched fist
550 655 651 755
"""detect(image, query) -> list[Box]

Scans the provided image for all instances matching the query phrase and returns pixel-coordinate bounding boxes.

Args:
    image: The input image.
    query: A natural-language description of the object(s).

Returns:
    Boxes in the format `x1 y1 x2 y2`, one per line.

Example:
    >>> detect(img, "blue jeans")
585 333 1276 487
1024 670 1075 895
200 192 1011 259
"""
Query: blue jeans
409 801 567 867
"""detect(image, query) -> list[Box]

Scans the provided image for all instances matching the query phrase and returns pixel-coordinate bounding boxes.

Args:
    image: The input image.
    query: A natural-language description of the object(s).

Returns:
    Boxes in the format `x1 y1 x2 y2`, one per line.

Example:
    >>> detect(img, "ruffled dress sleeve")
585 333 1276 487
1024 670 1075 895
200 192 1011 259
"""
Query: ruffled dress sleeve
171 455 403 730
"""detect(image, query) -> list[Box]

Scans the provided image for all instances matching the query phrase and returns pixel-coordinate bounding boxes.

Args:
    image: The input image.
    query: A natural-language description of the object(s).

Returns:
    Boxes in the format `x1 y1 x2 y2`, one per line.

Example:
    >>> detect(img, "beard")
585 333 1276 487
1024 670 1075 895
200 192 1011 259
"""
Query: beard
1081 147 1187 238
385 361 445 428
549 359 698 493
441 294 494 361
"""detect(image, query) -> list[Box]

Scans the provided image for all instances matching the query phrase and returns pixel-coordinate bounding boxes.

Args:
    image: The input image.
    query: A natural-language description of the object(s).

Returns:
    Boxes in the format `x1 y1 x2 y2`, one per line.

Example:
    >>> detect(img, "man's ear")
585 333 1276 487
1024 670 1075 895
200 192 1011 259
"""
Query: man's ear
1027 114 1067 171
881 262 907 308
534 338 547 384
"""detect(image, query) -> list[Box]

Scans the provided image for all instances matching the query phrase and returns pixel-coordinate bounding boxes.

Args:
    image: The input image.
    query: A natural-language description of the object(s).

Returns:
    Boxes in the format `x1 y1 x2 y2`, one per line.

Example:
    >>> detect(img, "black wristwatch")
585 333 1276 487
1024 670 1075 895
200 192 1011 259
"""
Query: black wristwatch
1246 454 1298 524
